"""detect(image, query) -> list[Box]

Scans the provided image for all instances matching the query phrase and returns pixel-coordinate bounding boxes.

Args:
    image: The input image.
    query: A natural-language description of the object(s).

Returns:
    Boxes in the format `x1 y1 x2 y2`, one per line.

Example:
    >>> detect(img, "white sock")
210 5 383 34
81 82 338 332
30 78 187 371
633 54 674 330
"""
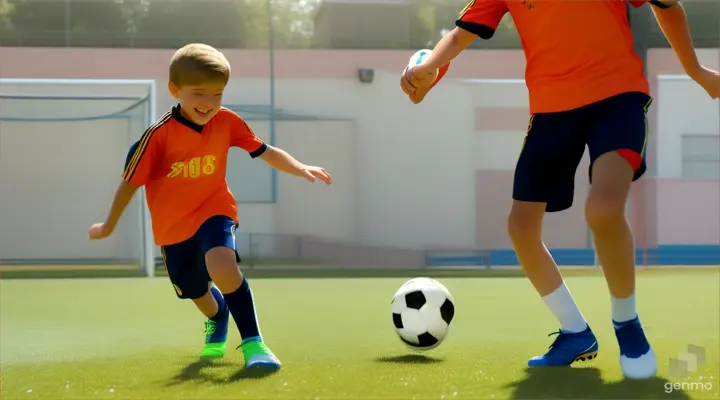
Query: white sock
611 293 637 324
542 282 588 333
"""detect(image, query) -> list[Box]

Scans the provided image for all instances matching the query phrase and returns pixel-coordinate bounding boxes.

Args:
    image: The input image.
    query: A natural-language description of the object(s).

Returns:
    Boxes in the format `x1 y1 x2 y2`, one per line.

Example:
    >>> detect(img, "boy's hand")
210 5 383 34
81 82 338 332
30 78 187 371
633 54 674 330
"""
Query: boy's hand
401 64 438 104
88 222 113 240
401 64 437 92
690 65 720 99
301 166 332 184
407 87 431 104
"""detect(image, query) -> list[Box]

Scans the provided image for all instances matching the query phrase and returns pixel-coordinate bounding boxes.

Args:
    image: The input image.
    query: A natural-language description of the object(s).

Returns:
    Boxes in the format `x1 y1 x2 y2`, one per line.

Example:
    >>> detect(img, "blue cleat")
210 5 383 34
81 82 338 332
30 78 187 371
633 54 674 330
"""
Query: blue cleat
241 339 282 370
528 325 598 367
200 305 229 358
614 317 657 379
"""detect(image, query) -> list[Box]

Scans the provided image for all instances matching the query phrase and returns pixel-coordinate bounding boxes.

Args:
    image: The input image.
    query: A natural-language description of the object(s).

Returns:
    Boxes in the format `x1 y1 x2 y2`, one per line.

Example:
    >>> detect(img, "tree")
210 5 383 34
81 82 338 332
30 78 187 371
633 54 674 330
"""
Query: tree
240 0 319 49
133 0 244 49
3 0 128 47
0 0 326 49
414 2 438 48
66 0 130 47
4 0 68 46
0 0 15 45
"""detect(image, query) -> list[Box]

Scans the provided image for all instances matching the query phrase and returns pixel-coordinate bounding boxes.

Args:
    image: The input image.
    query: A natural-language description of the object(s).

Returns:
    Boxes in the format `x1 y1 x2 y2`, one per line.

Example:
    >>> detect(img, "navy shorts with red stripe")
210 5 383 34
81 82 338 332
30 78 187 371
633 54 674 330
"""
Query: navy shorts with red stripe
513 91 652 212
160 215 241 300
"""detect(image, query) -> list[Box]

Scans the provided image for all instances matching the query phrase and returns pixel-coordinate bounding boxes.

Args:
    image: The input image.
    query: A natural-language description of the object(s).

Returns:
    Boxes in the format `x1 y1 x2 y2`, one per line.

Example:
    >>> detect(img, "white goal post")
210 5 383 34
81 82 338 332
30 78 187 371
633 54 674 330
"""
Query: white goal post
0 78 158 276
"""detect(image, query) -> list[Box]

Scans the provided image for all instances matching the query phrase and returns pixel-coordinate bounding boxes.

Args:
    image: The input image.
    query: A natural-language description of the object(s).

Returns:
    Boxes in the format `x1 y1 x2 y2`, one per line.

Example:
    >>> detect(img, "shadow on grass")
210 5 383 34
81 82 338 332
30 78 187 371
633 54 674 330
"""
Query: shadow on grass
227 367 280 381
165 357 234 386
506 367 690 399
374 354 445 364
165 357 278 386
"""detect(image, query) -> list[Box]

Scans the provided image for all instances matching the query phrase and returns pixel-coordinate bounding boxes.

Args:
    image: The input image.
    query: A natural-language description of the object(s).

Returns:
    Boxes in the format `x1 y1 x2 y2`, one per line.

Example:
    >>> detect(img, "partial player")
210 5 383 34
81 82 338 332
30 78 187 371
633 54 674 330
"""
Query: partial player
391 277 455 350
400 0 718 379
88 43 332 371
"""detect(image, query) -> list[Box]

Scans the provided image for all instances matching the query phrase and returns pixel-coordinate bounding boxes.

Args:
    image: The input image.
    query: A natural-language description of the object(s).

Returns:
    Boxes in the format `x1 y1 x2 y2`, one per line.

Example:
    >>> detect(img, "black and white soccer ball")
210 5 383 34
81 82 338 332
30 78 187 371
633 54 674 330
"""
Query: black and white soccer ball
391 277 455 350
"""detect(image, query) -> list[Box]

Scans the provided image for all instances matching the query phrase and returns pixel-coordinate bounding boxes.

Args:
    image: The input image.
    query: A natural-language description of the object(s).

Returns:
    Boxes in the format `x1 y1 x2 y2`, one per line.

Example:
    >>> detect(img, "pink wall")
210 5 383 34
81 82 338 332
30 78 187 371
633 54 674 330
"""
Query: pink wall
1 47 718 248
0 47 526 80
648 179 720 245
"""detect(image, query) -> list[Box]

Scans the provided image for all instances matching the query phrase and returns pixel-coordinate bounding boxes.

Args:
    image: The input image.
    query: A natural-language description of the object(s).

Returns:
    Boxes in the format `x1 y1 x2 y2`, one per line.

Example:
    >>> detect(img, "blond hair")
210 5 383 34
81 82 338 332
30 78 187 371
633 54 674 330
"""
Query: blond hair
169 43 231 87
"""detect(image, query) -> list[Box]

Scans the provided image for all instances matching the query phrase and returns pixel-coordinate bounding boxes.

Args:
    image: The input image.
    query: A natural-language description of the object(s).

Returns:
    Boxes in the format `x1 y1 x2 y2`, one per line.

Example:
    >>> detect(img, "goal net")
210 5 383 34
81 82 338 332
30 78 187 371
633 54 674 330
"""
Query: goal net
0 79 157 276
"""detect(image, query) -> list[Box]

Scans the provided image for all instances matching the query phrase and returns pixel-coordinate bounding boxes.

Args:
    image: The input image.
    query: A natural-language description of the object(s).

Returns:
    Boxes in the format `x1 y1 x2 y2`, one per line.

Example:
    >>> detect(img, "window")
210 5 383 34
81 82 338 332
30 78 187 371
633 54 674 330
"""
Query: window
681 134 720 180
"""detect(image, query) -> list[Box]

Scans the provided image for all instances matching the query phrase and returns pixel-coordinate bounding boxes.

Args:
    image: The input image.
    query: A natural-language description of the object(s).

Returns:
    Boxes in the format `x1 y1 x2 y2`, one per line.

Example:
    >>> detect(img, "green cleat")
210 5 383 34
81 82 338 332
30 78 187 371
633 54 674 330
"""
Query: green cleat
240 340 281 370
200 317 228 358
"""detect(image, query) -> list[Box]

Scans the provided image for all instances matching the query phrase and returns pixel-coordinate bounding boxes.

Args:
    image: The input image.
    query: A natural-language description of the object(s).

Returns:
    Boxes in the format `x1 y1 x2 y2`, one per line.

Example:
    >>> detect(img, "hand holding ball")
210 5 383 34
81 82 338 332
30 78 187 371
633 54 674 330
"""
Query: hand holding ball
401 49 450 104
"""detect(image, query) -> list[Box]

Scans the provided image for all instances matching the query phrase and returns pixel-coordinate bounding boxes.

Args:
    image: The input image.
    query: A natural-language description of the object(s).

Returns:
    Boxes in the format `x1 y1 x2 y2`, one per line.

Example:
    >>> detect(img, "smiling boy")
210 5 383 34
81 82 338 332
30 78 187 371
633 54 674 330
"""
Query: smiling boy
89 43 332 370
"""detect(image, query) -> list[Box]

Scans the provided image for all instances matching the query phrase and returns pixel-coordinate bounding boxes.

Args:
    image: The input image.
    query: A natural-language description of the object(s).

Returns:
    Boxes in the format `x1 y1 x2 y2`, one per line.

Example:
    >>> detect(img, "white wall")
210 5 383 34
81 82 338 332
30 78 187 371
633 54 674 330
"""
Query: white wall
469 80 528 170
656 75 720 179
220 71 479 250
274 120 360 242
2 71 718 261
0 118 145 261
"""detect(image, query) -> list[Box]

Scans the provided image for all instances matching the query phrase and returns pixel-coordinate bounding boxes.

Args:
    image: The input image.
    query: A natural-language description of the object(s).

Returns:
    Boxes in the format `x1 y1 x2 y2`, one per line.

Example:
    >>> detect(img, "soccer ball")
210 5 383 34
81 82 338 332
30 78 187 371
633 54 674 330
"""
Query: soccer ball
391 277 455 350
408 49 433 67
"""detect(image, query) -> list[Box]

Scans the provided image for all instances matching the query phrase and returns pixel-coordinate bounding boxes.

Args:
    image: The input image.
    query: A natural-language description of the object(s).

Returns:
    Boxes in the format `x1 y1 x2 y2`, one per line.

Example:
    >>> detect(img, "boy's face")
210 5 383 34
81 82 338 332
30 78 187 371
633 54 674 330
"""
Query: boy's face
169 81 226 125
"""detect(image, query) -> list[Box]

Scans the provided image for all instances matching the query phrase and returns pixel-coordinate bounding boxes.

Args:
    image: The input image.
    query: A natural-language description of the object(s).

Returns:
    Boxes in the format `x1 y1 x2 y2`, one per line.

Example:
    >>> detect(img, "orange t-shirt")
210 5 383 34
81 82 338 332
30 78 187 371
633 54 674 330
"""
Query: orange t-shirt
457 0 652 114
122 106 266 246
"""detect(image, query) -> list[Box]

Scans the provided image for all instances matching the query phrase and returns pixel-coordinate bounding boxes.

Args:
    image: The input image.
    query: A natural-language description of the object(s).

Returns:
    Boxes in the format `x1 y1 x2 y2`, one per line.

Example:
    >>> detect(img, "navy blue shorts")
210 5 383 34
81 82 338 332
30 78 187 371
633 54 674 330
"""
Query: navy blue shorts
160 215 241 299
513 91 652 213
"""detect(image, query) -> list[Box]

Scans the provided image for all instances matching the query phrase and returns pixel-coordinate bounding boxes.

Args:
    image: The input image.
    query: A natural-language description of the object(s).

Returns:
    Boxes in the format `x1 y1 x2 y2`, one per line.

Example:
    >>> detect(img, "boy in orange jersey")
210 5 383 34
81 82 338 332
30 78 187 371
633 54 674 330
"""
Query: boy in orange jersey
89 43 331 370
401 0 718 379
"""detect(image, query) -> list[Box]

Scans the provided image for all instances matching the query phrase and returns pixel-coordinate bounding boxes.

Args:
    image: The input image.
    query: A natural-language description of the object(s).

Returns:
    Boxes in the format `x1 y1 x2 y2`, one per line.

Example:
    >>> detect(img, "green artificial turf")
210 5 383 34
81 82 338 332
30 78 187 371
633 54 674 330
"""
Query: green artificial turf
1 270 718 399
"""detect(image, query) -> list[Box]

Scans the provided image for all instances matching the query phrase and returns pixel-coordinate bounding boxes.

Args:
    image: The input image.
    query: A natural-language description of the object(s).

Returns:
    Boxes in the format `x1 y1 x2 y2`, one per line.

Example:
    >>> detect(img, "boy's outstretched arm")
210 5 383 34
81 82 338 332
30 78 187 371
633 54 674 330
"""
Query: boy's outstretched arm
259 145 332 185
89 180 139 239
90 133 158 240
650 0 719 98
229 112 331 184
423 28 477 71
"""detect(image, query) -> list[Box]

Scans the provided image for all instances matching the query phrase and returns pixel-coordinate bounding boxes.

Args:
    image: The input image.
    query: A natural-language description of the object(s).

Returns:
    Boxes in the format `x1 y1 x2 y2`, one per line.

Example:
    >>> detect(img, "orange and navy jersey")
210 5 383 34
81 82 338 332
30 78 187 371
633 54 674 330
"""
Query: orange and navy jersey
122 106 266 246
456 0 669 113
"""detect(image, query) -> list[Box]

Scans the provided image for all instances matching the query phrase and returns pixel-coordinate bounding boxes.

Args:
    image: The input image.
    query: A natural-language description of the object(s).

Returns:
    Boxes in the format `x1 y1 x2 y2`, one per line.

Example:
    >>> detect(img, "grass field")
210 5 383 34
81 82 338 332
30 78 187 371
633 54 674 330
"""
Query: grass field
1 268 718 399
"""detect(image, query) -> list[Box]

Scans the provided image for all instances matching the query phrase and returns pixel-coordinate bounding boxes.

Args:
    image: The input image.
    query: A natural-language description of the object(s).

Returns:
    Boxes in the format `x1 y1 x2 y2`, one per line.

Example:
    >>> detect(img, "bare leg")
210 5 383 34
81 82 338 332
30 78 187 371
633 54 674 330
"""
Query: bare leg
586 152 636 321
508 200 587 332
192 282 219 319
588 151 656 379
206 246 280 369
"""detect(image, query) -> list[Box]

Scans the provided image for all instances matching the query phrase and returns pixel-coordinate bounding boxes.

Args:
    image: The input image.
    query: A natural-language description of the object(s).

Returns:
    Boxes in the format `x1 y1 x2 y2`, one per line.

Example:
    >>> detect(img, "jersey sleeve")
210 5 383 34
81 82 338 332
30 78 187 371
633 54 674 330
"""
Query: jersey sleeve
646 0 674 9
455 0 509 39
629 0 674 9
122 127 159 186
229 112 267 158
